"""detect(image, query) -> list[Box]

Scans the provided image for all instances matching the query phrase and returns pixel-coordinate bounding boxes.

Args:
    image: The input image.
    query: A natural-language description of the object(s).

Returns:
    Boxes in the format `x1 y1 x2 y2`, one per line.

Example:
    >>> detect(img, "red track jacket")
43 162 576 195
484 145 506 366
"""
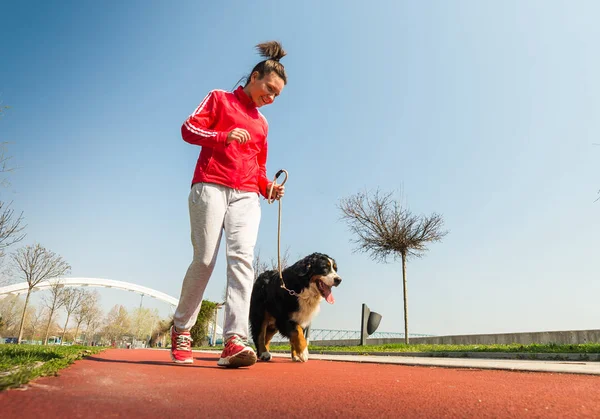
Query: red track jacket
181 86 270 198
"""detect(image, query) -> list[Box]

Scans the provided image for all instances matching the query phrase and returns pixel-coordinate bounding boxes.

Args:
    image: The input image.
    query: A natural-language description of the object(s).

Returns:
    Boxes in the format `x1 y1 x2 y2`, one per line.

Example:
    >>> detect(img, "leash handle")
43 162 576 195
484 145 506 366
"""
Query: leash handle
267 169 288 204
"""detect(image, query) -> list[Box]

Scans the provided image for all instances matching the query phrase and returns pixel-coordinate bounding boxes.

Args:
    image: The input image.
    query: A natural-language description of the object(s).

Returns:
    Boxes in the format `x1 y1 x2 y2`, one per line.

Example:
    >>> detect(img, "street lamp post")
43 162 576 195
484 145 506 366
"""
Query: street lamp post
211 303 224 347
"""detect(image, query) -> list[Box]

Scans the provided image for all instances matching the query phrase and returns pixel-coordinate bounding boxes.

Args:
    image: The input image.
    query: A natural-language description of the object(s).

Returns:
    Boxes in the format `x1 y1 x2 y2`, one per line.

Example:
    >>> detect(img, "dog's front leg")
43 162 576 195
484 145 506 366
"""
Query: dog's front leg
289 325 309 362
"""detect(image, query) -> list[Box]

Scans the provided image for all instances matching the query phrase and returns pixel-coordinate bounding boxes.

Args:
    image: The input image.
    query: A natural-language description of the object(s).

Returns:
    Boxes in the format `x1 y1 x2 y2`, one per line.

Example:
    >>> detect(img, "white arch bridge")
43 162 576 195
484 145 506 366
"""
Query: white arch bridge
0 277 179 307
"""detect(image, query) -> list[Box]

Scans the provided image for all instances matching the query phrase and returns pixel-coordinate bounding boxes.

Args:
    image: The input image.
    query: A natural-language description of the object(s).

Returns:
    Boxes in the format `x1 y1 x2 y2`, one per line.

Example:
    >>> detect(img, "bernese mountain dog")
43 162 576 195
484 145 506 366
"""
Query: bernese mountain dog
249 252 341 362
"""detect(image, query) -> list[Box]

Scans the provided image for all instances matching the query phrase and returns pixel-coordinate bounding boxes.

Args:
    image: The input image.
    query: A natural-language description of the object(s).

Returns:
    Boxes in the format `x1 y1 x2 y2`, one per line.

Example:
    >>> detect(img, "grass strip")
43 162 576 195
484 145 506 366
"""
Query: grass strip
193 342 600 354
0 344 104 391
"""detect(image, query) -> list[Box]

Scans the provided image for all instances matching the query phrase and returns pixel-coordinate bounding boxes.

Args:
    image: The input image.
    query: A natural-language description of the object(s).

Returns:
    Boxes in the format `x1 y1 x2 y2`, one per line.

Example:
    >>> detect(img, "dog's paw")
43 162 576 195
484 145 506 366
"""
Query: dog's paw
293 347 309 362
259 351 272 362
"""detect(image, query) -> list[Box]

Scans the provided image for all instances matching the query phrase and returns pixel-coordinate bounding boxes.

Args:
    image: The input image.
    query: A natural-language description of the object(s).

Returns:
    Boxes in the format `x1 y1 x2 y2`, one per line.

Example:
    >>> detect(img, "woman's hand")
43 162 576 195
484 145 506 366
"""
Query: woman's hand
226 128 251 145
268 183 285 200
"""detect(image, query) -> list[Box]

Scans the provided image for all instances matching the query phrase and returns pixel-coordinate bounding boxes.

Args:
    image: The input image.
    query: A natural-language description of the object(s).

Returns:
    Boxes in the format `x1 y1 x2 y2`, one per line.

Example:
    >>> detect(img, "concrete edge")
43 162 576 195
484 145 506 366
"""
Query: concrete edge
297 353 600 376
267 350 600 362
195 348 600 362
305 351 600 362
196 349 600 375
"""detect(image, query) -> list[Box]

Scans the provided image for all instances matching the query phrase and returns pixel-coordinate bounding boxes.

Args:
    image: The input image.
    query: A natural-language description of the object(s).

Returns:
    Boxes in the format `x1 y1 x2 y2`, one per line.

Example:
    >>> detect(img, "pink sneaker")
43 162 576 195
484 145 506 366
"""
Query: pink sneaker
217 335 257 368
170 326 193 364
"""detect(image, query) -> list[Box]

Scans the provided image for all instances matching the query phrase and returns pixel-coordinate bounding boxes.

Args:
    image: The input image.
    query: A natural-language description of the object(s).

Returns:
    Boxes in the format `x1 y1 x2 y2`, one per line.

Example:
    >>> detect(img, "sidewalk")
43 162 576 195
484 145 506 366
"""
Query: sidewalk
200 349 600 375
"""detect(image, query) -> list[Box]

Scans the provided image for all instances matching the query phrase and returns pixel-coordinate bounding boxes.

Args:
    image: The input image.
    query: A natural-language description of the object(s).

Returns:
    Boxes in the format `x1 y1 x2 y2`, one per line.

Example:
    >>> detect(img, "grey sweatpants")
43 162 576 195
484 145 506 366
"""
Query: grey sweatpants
173 182 261 340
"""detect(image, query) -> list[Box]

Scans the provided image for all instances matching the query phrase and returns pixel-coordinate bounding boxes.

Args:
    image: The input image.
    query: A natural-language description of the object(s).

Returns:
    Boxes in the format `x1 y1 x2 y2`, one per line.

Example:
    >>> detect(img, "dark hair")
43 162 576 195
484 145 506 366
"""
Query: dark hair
243 41 287 86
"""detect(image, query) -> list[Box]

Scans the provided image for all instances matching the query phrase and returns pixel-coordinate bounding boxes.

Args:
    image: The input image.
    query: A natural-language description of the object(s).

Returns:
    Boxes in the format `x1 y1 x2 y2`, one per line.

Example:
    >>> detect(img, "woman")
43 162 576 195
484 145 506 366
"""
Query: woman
170 41 287 368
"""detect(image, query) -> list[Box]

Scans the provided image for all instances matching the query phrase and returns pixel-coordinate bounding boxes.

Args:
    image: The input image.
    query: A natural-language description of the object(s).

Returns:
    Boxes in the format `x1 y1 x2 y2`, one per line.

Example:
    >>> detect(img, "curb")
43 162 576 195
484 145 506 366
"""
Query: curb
303 351 600 362
193 349 600 375
195 348 600 362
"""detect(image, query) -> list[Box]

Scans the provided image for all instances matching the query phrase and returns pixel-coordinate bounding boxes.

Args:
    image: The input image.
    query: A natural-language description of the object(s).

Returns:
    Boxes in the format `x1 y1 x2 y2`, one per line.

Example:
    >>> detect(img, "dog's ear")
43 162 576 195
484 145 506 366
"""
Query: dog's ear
290 253 317 277
298 262 312 277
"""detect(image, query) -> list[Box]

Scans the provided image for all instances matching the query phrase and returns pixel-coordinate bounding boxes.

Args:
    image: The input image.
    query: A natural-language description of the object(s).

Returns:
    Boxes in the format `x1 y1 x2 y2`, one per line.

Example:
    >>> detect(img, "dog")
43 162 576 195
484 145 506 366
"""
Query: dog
249 252 341 362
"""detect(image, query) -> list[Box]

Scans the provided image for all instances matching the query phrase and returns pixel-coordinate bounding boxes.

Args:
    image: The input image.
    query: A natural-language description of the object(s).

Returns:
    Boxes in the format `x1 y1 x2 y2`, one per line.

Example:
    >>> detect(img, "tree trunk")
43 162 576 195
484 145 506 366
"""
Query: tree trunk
61 313 71 345
73 321 82 345
17 288 32 344
83 319 92 345
43 306 56 345
401 251 409 344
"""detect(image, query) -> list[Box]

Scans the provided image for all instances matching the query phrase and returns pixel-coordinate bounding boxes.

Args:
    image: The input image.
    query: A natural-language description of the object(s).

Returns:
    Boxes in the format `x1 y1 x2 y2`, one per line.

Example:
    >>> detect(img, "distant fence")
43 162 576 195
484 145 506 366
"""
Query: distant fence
270 329 600 347
269 328 433 343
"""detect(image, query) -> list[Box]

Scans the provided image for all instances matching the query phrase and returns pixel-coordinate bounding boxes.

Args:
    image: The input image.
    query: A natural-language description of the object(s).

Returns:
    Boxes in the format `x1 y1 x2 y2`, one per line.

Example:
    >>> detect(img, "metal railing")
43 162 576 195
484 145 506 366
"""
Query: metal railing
269 328 434 343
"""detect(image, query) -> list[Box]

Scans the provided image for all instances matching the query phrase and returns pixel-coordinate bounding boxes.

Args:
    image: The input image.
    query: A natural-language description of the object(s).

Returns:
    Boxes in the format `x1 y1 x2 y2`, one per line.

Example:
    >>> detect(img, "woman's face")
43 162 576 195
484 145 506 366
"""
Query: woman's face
246 71 285 107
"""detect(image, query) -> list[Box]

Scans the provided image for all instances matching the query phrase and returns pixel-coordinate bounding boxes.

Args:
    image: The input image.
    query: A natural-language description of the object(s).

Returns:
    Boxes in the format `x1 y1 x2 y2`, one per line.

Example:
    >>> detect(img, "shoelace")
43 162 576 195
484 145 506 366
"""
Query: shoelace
228 335 248 347
176 334 193 351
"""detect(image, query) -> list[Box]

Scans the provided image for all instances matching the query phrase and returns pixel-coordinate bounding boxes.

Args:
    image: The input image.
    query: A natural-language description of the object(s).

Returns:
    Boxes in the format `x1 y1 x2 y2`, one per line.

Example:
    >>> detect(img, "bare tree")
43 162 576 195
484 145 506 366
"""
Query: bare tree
130 307 160 342
72 290 99 344
102 304 131 345
12 244 71 343
253 246 291 280
60 288 86 344
269 246 290 272
339 189 448 344
24 305 46 342
41 279 68 344
83 303 103 346
0 106 26 270
253 249 270 280
0 200 25 262
0 294 23 336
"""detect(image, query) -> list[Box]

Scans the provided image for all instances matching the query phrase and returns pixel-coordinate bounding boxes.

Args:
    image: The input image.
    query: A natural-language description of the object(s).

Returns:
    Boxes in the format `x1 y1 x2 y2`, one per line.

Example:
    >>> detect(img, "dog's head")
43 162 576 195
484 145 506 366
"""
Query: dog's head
287 253 341 304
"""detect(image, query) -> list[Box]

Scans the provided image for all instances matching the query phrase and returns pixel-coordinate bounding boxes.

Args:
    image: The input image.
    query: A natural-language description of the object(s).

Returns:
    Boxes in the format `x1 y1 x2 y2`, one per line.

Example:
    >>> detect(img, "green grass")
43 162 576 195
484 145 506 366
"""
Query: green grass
195 342 600 354
288 342 600 354
0 344 105 391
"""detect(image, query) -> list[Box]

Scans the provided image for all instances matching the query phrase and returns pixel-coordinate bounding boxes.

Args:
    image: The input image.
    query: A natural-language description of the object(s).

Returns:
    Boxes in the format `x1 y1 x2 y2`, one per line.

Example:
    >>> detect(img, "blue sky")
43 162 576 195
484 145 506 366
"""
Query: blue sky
1 0 598 337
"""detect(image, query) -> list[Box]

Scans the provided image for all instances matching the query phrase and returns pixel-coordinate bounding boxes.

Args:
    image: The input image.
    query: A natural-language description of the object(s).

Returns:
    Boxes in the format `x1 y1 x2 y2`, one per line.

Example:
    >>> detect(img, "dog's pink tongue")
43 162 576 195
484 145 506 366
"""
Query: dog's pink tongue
323 288 335 304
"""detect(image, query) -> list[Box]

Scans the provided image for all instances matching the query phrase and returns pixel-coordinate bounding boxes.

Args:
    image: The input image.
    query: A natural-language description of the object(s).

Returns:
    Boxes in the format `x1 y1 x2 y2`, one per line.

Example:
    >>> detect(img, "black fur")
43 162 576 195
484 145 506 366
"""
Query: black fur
249 252 341 361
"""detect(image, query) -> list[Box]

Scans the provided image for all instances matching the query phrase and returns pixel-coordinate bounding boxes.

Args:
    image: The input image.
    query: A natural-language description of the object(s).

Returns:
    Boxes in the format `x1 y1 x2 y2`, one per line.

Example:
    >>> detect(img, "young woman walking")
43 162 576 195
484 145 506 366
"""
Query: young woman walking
170 41 287 368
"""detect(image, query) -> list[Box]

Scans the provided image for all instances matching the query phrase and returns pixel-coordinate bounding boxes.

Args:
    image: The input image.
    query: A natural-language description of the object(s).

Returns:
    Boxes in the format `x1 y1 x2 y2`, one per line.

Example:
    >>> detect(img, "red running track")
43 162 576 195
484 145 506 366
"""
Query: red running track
1 349 599 418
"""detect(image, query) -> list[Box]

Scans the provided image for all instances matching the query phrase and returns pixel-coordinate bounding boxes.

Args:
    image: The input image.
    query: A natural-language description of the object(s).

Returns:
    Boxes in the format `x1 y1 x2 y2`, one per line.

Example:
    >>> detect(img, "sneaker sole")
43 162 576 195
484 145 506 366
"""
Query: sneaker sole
170 351 193 364
217 349 257 368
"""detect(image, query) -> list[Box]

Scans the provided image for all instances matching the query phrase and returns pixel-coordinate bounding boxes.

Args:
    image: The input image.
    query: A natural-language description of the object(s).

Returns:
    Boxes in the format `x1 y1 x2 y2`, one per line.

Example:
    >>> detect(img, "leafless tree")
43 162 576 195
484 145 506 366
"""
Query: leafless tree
102 304 131 344
0 200 25 262
60 288 87 344
72 290 99 344
269 246 290 272
0 106 26 270
253 246 291 280
0 294 23 336
41 279 68 345
253 249 270 280
11 243 71 343
24 305 46 342
83 303 103 345
130 307 160 342
339 189 448 344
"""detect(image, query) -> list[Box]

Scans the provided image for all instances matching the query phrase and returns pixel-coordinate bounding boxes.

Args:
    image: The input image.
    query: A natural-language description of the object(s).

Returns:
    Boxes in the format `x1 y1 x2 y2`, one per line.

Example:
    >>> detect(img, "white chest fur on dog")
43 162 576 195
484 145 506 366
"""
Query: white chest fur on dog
291 283 322 328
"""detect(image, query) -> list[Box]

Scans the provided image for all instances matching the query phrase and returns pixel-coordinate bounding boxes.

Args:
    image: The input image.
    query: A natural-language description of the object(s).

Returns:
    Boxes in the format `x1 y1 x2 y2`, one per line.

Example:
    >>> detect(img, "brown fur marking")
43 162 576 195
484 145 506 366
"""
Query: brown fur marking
289 324 307 359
